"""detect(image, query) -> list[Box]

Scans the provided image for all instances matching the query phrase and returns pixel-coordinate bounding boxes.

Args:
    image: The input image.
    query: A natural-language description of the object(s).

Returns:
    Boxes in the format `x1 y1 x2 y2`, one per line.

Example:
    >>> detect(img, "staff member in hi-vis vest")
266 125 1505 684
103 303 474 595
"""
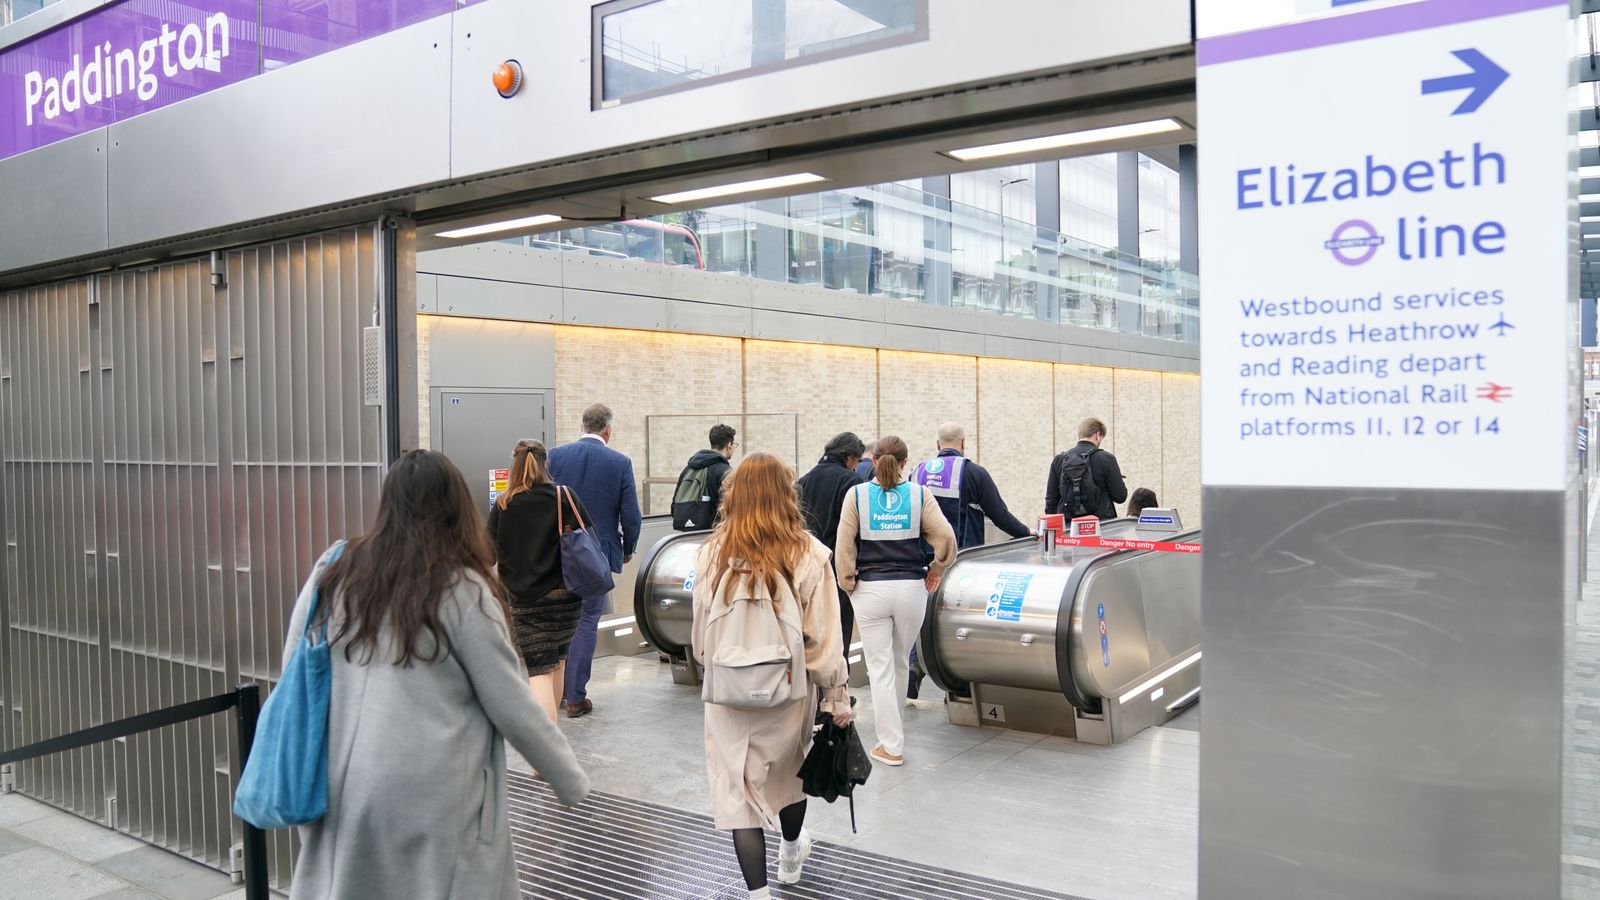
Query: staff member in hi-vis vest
834 436 957 767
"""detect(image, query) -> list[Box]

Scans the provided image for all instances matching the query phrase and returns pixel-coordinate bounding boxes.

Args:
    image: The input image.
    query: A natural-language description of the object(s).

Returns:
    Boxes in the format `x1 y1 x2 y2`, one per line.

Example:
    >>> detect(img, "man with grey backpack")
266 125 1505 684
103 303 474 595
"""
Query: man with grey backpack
672 424 736 531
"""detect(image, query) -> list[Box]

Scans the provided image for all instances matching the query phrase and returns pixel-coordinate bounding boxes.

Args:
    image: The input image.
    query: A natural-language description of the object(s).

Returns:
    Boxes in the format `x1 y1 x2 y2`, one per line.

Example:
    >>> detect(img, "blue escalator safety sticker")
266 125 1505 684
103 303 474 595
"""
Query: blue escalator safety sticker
1098 603 1110 667
984 572 1033 622
683 569 695 591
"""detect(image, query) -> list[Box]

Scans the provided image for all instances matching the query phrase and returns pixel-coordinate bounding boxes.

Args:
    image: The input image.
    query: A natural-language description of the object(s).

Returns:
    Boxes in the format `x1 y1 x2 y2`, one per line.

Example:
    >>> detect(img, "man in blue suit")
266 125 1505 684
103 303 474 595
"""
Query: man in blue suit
547 403 642 717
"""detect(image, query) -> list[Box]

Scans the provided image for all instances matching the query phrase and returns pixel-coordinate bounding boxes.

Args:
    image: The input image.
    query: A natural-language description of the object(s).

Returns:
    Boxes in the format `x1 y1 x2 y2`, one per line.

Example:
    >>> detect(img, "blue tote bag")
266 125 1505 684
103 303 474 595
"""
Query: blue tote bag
233 541 346 830
557 486 614 599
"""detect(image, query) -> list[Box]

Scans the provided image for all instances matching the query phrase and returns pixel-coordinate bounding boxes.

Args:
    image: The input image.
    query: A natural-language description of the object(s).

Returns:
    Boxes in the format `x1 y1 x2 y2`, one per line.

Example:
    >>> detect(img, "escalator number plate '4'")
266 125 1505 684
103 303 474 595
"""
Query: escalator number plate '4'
984 704 1006 723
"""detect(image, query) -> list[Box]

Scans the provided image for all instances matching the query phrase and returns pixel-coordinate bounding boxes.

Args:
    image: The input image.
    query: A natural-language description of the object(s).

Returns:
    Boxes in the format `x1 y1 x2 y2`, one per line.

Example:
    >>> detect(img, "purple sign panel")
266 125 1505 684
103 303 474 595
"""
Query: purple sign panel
0 0 463 162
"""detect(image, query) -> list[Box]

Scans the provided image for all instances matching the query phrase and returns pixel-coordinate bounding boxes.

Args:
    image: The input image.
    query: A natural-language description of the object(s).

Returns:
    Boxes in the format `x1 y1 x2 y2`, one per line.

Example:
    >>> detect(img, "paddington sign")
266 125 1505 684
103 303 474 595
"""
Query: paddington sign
0 0 471 162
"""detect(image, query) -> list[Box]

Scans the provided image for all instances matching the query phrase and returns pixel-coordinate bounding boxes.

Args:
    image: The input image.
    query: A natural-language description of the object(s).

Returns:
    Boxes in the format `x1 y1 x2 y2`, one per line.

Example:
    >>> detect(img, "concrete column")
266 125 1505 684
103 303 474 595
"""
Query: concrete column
1116 150 1143 334
1032 161 1061 322
1179 144 1199 276
751 0 787 66
753 199 788 283
923 174 953 307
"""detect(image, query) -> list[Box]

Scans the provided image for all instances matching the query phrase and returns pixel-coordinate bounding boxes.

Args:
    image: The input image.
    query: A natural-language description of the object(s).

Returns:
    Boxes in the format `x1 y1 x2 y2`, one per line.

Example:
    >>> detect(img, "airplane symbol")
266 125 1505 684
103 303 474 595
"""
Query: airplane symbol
1489 314 1515 336
1476 383 1513 403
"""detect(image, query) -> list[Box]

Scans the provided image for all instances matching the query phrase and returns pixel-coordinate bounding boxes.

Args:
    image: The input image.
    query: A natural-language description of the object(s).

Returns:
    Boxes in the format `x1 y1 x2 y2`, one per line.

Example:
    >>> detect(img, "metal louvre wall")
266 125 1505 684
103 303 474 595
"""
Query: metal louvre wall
0 224 392 886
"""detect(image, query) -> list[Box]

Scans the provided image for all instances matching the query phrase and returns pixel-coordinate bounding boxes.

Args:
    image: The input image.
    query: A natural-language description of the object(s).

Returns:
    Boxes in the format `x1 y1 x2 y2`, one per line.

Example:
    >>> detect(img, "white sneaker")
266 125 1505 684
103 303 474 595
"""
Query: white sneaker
777 829 812 884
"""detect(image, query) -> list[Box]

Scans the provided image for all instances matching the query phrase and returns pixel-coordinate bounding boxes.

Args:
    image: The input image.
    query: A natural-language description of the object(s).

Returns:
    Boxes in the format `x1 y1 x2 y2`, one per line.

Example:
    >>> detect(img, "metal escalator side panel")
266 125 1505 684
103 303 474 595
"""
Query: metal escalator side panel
1059 527 1202 711
930 538 1080 695
633 530 708 659
918 538 1025 698
918 573 970 698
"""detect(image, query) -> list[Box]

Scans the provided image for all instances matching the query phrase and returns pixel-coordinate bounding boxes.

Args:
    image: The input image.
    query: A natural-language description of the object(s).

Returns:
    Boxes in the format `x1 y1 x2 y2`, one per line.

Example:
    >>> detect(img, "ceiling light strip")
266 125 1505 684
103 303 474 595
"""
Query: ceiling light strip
437 213 563 240
945 119 1186 163
650 172 827 205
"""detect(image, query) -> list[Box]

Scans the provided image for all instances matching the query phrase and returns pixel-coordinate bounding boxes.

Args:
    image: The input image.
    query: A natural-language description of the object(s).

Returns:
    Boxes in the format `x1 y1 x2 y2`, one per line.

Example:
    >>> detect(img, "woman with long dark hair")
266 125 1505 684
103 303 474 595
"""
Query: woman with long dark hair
692 452 853 899
834 435 957 768
285 450 588 900
488 439 593 721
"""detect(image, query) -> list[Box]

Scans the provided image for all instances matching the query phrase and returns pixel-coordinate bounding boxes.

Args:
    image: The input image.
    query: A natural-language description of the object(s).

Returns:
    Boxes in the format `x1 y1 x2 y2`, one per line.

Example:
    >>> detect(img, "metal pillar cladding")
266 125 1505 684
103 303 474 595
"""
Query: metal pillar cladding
0 221 407 887
1196 2 1575 899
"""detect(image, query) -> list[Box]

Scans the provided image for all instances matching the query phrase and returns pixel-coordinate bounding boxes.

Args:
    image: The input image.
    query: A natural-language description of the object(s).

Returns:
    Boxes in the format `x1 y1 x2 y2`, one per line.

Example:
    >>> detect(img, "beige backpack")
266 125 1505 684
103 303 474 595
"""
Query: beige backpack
698 565 808 710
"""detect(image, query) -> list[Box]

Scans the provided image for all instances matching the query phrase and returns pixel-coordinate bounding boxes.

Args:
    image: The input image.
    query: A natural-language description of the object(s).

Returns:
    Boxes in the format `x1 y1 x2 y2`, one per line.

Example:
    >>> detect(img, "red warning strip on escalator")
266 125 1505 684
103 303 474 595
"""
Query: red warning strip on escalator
1054 535 1202 553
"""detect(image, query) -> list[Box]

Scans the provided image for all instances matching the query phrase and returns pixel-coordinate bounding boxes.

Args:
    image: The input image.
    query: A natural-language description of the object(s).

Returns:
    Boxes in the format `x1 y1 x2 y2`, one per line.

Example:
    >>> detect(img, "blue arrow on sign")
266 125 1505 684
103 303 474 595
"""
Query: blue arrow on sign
1421 49 1508 115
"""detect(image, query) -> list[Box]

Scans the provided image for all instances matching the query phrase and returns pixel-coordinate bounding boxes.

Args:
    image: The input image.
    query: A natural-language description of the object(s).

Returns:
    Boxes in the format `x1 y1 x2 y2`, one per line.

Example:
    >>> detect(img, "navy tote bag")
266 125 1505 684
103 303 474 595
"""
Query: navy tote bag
233 541 346 830
557 486 614 599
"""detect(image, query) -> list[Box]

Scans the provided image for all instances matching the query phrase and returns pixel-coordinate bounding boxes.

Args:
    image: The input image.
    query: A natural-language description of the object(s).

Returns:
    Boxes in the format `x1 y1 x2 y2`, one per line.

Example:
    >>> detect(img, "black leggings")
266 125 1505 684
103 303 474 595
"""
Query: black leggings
731 800 807 889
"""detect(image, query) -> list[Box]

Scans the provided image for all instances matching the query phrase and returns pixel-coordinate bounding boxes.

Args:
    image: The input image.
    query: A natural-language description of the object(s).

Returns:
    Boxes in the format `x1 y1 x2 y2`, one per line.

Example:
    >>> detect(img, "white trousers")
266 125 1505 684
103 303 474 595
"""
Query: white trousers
851 578 927 756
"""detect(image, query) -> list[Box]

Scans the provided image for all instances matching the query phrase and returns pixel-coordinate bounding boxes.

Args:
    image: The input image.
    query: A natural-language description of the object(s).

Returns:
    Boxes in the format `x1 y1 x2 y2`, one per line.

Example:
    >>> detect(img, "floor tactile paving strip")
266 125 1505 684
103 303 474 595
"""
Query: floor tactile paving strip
506 771 1091 899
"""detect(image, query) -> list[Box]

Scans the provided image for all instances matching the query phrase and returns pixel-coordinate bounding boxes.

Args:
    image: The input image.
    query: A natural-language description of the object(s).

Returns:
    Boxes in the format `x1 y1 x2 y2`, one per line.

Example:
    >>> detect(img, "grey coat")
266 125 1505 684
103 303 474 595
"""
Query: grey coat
283 564 589 900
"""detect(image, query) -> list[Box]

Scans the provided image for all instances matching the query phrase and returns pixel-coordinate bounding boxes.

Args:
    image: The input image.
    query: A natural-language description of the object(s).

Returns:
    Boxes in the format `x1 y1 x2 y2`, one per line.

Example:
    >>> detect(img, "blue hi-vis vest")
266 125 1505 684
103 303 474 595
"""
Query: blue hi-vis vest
854 481 928 582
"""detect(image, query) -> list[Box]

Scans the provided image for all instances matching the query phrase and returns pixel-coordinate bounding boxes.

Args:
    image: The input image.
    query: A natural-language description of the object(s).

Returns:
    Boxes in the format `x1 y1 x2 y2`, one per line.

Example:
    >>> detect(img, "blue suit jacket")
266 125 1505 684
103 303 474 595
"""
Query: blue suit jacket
548 436 642 574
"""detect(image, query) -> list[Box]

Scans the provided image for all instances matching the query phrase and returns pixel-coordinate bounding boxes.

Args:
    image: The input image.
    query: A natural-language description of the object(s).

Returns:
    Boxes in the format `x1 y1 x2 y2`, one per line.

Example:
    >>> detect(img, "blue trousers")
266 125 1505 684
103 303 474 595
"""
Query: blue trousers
563 592 607 704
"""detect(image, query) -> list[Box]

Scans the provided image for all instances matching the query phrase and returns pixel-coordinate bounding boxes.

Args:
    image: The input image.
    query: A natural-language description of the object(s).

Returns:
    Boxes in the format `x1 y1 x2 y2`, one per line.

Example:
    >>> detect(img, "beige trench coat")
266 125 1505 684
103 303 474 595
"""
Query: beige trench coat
692 536 850 830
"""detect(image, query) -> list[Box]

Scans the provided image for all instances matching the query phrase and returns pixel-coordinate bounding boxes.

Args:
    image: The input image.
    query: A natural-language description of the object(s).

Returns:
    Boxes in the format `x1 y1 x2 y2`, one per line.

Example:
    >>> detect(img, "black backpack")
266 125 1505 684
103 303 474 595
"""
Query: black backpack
1058 446 1104 519
671 465 716 531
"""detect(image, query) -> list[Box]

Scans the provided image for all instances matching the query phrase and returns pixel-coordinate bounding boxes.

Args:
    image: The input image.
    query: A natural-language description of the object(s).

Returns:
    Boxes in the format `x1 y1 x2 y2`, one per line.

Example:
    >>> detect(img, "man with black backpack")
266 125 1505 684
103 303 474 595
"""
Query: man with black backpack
1045 417 1128 521
671 424 736 531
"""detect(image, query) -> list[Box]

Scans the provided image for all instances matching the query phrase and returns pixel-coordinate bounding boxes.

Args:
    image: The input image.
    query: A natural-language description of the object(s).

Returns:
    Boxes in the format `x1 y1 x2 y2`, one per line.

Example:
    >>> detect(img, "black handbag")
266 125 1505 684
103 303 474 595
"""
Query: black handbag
798 710 872 832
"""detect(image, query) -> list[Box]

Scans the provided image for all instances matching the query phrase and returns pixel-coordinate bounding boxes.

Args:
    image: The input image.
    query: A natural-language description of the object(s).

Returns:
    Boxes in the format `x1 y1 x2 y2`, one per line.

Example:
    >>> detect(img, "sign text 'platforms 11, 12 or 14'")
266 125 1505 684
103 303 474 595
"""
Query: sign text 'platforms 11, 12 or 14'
1197 0 1572 491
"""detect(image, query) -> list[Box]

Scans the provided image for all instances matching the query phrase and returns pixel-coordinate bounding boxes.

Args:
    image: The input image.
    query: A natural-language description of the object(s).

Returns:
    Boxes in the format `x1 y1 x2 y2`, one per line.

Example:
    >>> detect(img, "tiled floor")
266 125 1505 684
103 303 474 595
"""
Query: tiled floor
533 657 1201 900
0 792 243 900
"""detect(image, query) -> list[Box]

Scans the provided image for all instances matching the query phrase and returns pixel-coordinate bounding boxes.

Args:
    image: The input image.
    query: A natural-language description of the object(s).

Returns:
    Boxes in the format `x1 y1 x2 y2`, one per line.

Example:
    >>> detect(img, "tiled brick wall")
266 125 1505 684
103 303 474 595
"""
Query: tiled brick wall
417 314 434 449
1162 373 1202 524
419 318 1202 525
743 340 877 474
978 358 1055 526
552 327 743 514
1113 369 1166 512
878 350 979 466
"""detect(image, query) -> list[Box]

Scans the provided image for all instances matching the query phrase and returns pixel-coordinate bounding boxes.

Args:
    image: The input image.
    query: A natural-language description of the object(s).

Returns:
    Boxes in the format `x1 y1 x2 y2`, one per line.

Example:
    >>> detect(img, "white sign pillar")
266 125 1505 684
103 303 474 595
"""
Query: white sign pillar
1196 0 1578 896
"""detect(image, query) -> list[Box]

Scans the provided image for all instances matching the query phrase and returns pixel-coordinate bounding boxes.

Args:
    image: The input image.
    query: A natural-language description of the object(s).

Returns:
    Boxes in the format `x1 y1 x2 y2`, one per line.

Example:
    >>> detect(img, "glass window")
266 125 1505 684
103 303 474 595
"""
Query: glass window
597 0 925 105
1137 154 1182 265
1060 154 1119 250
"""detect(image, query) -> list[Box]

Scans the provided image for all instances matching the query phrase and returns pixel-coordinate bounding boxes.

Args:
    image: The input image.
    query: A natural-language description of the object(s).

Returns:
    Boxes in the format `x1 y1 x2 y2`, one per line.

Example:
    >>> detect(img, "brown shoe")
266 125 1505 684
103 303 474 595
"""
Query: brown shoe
563 699 593 718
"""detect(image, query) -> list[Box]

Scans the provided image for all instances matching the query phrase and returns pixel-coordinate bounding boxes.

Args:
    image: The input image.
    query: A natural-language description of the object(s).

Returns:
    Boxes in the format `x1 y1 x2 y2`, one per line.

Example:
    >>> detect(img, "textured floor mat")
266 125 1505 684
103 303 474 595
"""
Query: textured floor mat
506 771 1091 899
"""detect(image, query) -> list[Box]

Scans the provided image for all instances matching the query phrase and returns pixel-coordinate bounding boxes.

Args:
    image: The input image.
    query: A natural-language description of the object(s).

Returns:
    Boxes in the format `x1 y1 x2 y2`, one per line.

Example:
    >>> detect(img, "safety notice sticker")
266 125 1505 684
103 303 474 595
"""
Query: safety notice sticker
985 572 1033 623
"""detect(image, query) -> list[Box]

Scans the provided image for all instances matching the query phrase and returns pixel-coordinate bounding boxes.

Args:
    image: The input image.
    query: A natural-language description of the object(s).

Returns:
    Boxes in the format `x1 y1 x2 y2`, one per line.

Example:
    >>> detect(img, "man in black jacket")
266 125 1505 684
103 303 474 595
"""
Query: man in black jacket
670 424 735 531
912 422 1034 550
797 431 867 663
1045 417 1128 520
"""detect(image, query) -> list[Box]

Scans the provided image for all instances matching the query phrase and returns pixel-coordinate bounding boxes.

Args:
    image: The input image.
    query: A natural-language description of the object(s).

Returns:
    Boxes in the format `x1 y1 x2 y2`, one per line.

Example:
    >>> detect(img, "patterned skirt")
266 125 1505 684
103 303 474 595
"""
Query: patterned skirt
509 588 583 676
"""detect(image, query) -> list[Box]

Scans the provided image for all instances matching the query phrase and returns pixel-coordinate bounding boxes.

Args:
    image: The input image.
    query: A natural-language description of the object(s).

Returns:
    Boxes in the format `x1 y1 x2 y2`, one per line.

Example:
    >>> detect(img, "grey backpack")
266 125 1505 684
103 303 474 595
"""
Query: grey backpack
698 567 807 710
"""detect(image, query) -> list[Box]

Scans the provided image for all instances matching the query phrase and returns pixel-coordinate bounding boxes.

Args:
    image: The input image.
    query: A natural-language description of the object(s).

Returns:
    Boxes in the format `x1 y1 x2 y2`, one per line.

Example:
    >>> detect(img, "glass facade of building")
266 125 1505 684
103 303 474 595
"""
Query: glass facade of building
505 154 1197 342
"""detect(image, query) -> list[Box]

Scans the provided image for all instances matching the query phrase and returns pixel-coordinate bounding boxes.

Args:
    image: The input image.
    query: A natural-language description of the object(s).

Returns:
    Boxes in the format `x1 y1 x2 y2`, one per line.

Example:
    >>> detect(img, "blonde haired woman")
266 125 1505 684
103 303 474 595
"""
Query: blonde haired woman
487 439 593 721
692 452 853 899
835 435 957 767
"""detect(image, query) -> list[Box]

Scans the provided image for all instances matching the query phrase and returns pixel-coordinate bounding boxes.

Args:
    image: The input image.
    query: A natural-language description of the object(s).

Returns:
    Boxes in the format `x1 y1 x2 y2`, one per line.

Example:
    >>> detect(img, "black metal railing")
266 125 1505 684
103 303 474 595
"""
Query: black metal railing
0 683 270 899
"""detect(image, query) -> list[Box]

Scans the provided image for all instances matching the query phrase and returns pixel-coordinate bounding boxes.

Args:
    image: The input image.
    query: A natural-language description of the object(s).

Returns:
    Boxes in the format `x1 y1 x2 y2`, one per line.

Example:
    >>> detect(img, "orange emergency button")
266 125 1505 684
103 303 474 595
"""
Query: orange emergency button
493 60 523 98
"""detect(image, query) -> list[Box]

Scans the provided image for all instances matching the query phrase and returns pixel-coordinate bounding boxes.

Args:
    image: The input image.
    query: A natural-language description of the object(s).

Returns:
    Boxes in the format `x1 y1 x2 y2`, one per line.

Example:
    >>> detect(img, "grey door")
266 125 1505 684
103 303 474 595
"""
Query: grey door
436 389 550 510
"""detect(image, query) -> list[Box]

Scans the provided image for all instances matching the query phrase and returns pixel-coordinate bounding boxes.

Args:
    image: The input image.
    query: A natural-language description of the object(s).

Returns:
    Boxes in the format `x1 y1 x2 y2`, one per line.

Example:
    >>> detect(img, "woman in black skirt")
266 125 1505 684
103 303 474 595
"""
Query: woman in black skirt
488 439 593 722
